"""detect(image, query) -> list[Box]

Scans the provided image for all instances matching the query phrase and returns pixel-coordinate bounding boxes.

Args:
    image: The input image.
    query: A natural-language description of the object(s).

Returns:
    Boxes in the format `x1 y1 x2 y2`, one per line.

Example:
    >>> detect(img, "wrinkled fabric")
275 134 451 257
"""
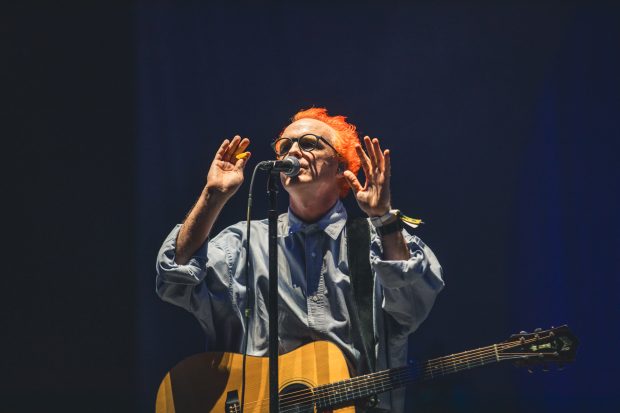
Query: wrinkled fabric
156 200 444 412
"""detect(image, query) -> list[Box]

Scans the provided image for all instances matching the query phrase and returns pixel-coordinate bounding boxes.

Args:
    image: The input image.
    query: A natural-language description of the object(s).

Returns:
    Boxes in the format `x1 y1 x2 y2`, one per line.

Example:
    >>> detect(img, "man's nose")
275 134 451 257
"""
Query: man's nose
287 141 303 157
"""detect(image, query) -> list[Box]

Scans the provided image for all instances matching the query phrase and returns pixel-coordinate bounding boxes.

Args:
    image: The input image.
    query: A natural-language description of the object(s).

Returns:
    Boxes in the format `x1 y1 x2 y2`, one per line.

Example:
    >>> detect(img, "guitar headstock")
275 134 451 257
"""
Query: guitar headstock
500 325 578 371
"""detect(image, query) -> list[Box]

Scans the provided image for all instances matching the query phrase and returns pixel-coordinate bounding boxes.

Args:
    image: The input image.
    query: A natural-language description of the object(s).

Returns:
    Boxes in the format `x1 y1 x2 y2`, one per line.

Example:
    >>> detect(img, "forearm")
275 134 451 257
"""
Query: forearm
380 230 410 260
175 187 229 265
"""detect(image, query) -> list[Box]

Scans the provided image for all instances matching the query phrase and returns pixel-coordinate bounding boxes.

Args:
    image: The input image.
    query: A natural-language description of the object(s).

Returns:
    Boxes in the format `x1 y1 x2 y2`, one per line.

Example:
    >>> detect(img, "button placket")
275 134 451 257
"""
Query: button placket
305 229 325 330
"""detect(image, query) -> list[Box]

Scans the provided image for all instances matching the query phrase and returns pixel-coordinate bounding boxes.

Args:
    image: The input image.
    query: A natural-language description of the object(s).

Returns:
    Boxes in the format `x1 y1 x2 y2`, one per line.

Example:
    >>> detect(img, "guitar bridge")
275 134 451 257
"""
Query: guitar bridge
225 390 240 413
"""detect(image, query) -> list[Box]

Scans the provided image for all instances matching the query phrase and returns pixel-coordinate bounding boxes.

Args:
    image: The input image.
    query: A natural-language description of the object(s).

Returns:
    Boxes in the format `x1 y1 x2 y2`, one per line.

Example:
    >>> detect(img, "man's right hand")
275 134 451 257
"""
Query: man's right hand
175 135 251 265
205 135 251 200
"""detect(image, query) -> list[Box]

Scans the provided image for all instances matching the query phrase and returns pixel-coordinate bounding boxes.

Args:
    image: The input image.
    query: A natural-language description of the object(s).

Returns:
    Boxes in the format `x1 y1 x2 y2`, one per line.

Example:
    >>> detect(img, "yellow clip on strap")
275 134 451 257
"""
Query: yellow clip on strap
398 211 424 229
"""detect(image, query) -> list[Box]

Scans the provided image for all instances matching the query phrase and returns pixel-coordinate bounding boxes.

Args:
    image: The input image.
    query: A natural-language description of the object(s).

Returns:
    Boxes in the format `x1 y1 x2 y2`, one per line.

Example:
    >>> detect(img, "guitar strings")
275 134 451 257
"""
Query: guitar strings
244 338 541 411
235 350 531 413
280 352 511 410
233 336 546 412
231 348 529 413
277 340 538 411
279 356 527 412
283 340 523 403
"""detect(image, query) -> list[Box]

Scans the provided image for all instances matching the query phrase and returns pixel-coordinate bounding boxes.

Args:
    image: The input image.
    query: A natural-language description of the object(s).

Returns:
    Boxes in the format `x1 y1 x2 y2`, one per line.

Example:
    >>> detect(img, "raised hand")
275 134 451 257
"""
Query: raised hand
343 136 392 217
175 135 250 264
205 135 251 199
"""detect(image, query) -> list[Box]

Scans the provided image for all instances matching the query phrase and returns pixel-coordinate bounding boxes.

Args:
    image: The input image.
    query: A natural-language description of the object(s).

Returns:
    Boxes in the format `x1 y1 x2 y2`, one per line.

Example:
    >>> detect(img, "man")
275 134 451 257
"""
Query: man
156 107 444 412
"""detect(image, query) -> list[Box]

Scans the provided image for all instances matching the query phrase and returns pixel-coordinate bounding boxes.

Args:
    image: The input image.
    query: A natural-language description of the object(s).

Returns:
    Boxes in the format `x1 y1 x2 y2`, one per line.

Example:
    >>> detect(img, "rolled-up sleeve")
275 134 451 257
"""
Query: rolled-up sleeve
370 228 445 335
155 224 244 341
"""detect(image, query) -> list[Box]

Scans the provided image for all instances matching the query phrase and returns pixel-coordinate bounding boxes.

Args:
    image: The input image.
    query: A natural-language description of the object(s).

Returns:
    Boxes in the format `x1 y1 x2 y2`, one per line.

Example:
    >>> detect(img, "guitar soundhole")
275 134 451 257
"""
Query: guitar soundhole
280 383 315 413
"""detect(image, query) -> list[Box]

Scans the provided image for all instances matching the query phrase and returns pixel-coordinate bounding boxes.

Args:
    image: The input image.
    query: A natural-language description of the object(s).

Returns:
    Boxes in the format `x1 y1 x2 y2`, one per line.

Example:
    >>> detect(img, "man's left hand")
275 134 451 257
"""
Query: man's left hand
343 136 392 217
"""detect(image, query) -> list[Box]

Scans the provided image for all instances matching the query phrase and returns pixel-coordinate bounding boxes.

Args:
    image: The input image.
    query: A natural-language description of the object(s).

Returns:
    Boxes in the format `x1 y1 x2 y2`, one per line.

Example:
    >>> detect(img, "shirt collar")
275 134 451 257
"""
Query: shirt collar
287 199 347 240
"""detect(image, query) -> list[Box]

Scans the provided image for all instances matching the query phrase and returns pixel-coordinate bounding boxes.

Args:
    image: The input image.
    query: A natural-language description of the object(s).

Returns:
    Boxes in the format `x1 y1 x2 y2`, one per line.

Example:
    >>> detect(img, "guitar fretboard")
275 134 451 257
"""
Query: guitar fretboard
304 343 510 410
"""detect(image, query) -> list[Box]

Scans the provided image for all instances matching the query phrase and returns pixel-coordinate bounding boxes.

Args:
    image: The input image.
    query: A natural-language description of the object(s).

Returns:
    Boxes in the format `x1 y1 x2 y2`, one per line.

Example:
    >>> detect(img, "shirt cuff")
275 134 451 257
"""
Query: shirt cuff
370 229 430 289
156 224 209 284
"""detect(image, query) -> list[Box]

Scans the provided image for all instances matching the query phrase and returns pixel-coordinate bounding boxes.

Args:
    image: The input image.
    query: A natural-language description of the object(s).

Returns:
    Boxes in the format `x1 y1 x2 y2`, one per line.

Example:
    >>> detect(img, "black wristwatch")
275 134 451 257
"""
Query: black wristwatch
376 218 402 236
370 209 403 236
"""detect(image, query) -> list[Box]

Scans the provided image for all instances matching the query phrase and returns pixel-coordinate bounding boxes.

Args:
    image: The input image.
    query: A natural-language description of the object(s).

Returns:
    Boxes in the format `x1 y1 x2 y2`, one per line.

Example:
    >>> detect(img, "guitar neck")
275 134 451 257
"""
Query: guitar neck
312 343 510 410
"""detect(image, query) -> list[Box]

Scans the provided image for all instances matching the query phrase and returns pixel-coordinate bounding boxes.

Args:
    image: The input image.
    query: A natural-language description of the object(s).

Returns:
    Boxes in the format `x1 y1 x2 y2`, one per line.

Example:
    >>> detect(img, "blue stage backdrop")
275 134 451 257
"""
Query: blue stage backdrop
136 3 619 412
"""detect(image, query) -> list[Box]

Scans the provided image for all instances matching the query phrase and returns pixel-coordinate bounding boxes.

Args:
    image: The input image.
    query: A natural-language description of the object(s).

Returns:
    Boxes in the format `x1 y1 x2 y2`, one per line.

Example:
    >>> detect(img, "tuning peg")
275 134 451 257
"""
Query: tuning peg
519 331 528 334
527 368 534 374
534 328 542 333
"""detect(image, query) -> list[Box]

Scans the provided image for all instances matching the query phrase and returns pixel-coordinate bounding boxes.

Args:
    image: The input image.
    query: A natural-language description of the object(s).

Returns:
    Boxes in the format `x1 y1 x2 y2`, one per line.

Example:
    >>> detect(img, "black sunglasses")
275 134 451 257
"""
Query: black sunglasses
271 134 339 157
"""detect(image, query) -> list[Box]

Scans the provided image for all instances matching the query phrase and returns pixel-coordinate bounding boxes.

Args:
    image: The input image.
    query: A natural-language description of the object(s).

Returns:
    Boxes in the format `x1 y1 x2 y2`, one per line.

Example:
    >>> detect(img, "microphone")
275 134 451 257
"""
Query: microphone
258 156 301 177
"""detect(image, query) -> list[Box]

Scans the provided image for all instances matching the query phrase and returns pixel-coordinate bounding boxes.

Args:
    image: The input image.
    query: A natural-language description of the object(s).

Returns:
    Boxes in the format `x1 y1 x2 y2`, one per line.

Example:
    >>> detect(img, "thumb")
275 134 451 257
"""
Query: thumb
343 170 363 193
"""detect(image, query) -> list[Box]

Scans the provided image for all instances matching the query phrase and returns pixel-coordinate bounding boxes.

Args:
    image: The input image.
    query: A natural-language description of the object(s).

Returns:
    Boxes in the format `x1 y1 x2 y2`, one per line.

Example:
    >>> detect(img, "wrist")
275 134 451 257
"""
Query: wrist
370 209 400 227
202 186 231 207
376 219 403 237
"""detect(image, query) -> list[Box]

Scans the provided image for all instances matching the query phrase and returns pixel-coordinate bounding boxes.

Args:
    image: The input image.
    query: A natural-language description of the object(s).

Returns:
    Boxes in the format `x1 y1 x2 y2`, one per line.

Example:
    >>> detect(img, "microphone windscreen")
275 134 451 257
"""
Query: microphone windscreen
283 156 301 177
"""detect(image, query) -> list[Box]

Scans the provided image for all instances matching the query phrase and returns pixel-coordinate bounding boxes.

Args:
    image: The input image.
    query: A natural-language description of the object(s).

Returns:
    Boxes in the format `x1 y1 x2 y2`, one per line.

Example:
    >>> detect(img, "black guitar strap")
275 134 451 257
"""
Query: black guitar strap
345 217 376 375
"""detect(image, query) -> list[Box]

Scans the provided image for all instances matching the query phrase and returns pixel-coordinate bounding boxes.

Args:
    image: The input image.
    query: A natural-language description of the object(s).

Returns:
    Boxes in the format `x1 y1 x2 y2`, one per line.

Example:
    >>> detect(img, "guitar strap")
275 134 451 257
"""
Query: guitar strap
345 217 376 375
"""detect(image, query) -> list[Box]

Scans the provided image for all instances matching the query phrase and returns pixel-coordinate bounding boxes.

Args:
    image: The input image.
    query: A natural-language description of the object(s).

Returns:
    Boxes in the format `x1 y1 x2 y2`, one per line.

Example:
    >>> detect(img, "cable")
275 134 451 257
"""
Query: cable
239 162 262 413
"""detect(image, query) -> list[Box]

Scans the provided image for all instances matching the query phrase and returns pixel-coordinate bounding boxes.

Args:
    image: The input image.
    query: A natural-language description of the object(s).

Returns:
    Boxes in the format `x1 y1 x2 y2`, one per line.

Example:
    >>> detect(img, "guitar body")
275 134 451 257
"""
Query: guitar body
156 340 355 413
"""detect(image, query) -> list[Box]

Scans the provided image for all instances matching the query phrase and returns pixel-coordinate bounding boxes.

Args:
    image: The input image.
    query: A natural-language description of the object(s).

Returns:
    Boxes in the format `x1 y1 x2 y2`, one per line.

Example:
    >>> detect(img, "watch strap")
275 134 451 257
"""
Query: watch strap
370 209 400 227
376 218 402 236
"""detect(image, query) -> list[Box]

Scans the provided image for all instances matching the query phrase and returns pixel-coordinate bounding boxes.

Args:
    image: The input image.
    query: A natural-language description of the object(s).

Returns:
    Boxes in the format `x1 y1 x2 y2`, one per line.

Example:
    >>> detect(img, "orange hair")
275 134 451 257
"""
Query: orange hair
285 107 361 198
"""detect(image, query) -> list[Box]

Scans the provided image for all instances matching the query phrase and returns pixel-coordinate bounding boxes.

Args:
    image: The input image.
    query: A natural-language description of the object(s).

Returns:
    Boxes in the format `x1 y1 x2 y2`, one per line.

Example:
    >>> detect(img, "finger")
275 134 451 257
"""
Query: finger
237 137 250 153
364 136 378 169
232 137 250 160
224 135 242 162
343 170 363 193
372 138 385 170
215 139 231 161
355 144 371 178
383 149 391 178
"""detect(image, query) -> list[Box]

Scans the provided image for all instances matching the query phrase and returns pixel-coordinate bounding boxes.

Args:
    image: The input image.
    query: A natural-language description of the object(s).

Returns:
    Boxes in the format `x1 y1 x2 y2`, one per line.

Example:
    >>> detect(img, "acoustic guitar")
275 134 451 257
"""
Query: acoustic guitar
156 325 577 413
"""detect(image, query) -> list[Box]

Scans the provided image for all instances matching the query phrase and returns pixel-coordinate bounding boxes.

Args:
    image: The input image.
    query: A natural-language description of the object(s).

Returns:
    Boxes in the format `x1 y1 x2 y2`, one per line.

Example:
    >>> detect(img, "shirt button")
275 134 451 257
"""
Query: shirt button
311 252 316 258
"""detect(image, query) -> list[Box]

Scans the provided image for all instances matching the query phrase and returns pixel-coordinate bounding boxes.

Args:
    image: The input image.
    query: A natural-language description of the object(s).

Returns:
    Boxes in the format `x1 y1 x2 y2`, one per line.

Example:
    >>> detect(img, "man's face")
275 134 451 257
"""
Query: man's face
277 118 341 198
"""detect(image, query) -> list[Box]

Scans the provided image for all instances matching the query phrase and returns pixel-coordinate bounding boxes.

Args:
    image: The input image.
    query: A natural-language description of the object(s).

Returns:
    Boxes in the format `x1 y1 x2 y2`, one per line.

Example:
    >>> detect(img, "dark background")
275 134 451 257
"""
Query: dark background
6 1 619 412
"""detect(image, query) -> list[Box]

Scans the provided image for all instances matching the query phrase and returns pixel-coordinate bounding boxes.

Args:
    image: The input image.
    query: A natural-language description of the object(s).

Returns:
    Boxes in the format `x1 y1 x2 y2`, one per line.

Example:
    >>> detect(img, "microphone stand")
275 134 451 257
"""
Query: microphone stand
267 171 280 413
